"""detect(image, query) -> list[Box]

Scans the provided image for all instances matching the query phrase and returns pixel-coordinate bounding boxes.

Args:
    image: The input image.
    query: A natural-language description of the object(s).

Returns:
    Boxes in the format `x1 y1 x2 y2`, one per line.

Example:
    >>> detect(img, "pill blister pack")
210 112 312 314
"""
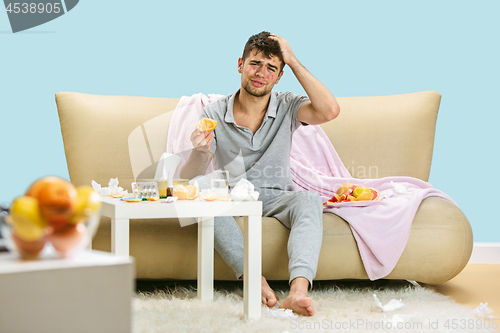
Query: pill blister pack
131 182 159 199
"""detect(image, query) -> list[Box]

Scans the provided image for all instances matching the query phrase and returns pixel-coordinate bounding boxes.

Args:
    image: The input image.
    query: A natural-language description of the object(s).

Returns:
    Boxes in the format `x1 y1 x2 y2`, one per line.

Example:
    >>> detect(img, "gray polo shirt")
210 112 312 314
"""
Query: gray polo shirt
201 90 309 190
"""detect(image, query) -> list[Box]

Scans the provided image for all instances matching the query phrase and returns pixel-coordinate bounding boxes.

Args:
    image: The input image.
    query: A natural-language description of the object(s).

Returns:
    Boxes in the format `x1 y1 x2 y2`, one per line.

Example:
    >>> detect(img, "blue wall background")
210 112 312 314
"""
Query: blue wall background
1 1 499 241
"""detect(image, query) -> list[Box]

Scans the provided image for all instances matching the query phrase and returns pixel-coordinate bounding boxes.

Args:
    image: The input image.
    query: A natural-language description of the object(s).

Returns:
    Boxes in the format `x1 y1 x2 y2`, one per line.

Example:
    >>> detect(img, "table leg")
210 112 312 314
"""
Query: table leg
244 215 262 320
197 217 214 301
111 218 129 256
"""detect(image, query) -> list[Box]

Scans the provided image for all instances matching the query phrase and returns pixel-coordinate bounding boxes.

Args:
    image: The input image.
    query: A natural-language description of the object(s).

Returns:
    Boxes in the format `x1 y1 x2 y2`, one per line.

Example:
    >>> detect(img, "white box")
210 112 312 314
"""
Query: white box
0 250 134 333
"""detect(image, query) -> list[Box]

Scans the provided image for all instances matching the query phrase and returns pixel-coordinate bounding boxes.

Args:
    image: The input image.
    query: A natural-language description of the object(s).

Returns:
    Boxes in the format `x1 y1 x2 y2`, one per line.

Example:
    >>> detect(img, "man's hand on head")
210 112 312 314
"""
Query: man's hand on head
269 34 299 68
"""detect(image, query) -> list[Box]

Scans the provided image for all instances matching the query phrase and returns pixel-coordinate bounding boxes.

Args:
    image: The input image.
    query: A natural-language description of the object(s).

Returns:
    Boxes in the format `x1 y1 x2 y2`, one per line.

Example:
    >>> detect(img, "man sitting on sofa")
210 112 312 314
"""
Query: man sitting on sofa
180 31 340 316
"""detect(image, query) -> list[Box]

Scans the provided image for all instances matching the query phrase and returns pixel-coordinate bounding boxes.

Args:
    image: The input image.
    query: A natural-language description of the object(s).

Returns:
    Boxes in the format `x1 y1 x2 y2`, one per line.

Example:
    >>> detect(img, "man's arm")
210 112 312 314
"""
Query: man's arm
269 34 340 125
179 129 214 180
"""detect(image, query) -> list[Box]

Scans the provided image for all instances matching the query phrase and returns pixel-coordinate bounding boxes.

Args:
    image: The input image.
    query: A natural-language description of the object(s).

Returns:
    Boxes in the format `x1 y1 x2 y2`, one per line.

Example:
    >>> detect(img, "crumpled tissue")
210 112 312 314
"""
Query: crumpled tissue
91 178 128 197
380 181 409 199
266 307 297 319
391 181 408 194
472 302 495 319
230 179 259 201
373 294 405 312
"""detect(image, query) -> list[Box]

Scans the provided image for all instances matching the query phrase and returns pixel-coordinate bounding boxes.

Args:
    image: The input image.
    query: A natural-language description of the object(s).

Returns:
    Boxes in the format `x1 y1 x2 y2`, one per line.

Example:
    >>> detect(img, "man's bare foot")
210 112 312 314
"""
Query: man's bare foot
279 277 315 316
241 275 278 307
261 276 278 307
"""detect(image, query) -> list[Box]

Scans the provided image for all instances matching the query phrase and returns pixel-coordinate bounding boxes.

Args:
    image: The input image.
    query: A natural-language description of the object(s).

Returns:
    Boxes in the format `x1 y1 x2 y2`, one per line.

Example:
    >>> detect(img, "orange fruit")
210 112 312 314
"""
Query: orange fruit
173 185 199 200
12 233 46 258
173 185 188 200
202 192 219 201
49 223 87 255
345 195 356 202
186 186 199 200
336 183 357 196
196 117 218 132
108 193 126 198
26 176 67 198
122 197 142 202
217 195 230 201
26 176 77 230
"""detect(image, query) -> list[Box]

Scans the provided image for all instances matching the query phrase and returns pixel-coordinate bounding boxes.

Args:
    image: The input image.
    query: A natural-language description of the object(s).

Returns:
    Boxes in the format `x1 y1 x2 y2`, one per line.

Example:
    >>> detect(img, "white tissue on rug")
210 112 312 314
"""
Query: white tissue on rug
132 282 497 333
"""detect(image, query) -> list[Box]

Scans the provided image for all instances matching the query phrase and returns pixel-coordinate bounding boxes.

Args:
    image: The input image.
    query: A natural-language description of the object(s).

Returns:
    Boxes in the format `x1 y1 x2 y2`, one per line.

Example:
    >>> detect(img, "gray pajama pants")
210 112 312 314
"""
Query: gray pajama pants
193 175 323 287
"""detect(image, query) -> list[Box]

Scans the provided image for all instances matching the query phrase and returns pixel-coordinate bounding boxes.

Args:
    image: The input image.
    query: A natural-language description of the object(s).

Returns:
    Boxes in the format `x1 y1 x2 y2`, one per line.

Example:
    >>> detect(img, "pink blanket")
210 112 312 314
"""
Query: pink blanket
291 124 457 280
167 94 458 280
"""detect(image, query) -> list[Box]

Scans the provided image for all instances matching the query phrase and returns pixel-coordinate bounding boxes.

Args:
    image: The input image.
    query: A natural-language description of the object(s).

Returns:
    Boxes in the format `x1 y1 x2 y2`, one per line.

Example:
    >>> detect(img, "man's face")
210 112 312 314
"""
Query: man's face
238 49 283 98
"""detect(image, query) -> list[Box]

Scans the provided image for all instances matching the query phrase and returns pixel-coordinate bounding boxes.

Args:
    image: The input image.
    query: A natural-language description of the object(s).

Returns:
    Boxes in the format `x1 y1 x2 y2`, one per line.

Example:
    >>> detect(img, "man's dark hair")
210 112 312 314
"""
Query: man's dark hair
242 31 285 73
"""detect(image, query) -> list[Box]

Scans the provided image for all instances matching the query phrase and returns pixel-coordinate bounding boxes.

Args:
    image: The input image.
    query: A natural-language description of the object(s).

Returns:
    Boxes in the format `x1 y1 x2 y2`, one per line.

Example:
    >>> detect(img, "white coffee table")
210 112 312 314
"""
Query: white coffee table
99 196 263 320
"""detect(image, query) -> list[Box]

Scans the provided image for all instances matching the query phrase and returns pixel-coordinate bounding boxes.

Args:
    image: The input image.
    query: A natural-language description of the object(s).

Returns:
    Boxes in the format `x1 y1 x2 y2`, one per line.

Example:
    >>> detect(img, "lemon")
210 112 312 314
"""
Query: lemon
352 186 371 198
9 196 47 241
71 186 102 224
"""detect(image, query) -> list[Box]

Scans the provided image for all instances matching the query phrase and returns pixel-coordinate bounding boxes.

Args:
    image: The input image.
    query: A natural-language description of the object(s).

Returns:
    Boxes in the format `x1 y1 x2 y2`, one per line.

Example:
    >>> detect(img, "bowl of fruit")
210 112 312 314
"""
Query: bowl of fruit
0 176 101 259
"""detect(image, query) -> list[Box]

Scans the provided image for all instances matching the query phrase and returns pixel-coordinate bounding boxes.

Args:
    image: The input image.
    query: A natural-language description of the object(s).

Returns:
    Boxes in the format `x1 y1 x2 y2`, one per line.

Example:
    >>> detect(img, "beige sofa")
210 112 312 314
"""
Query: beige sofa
56 90 473 284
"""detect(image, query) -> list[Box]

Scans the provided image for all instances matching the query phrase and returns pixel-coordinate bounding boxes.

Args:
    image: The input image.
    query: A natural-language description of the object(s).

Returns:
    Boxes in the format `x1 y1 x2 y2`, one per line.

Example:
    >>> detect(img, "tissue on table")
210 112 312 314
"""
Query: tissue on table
230 179 259 201
91 178 128 197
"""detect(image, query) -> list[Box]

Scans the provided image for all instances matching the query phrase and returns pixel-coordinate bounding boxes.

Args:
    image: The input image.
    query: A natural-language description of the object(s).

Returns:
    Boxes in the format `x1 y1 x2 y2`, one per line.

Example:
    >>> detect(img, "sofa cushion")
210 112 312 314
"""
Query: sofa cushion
92 196 471 284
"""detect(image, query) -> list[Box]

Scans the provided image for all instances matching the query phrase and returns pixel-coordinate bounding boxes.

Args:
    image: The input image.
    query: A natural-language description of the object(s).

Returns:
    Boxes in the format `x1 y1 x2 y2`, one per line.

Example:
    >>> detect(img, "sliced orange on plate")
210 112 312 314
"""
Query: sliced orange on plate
122 197 142 202
217 194 230 201
173 185 200 200
202 192 219 201
109 193 126 198
196 117 218 132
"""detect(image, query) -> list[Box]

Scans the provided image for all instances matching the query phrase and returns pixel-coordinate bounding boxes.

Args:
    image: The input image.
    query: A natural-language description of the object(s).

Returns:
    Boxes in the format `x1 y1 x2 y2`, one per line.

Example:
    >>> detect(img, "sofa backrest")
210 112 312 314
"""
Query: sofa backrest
56 92 180 190
320 91 441 181
56 90 440 190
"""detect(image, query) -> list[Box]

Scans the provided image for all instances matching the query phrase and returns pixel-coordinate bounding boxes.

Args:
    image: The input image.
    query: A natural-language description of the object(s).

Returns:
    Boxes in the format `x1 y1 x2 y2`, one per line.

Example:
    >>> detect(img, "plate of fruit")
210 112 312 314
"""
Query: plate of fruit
324 183 381 208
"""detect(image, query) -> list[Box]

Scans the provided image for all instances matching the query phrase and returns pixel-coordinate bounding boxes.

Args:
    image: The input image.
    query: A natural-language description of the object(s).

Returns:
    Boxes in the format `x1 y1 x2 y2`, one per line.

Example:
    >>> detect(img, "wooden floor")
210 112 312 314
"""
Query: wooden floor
431 264 500 322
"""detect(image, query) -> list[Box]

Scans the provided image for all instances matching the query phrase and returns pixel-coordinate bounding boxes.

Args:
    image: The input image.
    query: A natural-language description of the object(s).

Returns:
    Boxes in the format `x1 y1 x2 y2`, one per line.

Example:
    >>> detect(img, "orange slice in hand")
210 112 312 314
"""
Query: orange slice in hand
196 117 218 132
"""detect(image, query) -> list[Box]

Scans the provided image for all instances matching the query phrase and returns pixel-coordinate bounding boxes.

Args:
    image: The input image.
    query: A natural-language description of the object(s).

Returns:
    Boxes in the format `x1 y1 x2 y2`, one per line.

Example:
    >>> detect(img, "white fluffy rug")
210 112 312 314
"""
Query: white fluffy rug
133 280 496 333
